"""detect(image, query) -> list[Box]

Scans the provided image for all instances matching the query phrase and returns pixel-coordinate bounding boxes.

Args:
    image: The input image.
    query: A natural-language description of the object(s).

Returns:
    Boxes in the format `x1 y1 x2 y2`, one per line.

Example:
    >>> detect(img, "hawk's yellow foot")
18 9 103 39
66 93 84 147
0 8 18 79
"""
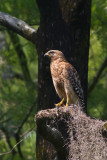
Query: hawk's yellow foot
62 104 68 109
62 103 69 109
55 98 64 107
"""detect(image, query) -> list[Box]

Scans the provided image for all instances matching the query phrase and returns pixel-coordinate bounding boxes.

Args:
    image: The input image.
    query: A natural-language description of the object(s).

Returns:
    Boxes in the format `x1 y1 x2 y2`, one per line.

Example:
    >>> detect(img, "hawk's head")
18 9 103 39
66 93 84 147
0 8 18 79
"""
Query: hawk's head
44 50 65 61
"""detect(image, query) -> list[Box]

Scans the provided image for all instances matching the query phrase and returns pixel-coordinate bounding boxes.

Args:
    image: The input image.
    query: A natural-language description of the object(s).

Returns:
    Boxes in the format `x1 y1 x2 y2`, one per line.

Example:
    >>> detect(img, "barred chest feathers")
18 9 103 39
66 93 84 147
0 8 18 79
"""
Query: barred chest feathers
50 60 66 99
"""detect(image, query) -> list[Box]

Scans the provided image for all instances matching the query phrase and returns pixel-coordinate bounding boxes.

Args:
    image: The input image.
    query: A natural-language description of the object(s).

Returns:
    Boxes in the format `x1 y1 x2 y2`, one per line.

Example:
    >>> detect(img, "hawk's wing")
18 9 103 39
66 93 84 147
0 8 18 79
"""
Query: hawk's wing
66 65 85 107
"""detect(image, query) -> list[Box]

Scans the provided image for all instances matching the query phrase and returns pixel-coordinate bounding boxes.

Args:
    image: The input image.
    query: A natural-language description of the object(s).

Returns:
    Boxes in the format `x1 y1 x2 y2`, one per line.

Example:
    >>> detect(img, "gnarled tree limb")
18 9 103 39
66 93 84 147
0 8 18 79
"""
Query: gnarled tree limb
0 12 37 43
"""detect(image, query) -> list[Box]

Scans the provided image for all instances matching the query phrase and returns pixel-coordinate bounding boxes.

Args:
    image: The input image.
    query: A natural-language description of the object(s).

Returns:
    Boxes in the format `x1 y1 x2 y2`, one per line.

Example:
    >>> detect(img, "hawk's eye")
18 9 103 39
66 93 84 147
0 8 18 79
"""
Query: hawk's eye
49 51 55 55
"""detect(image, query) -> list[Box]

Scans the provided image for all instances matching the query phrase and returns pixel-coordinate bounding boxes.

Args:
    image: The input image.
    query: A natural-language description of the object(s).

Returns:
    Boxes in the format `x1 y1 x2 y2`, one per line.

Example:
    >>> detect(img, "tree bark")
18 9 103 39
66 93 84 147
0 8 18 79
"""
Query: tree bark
35 0 91 159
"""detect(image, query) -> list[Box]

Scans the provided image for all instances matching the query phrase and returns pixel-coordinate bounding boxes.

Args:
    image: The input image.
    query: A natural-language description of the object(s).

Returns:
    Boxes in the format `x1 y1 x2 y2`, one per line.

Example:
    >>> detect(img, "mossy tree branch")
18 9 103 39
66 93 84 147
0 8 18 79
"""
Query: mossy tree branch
35 105 107 160
35 108 70 160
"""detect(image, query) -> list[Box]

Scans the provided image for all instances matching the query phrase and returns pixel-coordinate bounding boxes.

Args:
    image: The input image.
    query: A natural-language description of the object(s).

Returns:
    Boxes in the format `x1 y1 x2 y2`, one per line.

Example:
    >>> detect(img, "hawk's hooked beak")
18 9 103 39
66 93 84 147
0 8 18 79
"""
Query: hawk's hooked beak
44 52 50 57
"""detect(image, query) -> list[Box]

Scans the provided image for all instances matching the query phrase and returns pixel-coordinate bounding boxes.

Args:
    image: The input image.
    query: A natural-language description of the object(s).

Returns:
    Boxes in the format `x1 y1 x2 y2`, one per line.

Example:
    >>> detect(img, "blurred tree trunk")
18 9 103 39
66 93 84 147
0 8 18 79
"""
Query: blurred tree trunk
8 32 34 90
36 0 91 159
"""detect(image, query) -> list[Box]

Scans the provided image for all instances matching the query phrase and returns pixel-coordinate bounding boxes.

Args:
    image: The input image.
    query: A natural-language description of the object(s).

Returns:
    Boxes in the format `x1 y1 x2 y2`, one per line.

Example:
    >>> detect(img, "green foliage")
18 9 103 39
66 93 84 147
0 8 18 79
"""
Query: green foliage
0 131 36 160
0 0 40 25
88 0 107 119
0 1 39 159
0 33 37 159
0 0 107 159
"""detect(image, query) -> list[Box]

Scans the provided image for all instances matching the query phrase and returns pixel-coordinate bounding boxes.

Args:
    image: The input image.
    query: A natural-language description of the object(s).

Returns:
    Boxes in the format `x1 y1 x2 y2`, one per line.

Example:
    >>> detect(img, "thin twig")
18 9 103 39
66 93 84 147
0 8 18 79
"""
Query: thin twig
0 128 35 156
16 100 36 135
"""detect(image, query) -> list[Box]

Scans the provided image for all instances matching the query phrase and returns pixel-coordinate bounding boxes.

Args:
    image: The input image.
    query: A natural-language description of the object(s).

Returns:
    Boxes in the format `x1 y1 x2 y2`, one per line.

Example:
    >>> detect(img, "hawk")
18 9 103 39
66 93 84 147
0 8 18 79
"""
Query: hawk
44 50 84 108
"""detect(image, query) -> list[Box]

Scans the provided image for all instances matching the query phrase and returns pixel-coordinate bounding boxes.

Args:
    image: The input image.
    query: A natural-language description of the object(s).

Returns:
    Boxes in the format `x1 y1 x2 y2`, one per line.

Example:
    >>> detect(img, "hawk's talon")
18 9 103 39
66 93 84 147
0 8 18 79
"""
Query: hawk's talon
55 98 64 107
62 106 65 109
66 103 69 107
62 105 67 109
55 103 60 107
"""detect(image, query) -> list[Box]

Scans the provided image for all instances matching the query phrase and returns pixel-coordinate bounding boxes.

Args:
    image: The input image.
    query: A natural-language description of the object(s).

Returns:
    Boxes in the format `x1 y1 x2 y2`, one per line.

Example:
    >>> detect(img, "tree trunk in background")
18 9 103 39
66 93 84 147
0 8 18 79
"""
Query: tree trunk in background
35 0 91 159
8 32 34 89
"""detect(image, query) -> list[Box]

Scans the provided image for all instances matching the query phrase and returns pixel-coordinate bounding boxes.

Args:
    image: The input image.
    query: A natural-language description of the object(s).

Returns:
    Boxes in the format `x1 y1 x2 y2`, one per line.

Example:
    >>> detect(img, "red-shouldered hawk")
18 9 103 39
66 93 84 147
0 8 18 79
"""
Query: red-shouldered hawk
44 50 84 108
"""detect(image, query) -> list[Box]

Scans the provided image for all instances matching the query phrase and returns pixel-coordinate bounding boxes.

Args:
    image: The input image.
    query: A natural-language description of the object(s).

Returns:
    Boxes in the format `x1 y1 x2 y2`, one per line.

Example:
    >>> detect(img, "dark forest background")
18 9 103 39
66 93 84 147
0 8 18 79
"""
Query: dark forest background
0 0 107 160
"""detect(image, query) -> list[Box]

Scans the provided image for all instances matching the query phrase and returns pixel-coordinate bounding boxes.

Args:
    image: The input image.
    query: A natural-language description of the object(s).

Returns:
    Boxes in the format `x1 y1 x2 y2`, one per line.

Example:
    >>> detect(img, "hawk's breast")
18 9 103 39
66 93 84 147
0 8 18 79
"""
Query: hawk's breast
50 61 66 99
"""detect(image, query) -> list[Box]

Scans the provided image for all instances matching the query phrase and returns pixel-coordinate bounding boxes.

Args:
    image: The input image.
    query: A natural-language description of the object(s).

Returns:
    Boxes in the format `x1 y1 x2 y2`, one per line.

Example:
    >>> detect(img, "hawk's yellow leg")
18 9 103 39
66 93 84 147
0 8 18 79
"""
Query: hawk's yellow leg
56 98 64 107
66 93 70 107
66 97 69 107
62 96 69 109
